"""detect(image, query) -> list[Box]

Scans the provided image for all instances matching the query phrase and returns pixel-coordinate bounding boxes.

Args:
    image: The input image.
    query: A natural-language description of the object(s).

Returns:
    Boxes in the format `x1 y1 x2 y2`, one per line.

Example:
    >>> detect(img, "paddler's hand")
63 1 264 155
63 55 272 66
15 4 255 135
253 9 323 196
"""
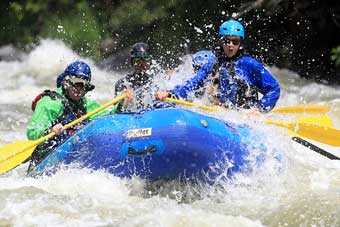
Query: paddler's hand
124 88 134 103
210 98 222 106
167 69 175 76
208 84 222 105
208 84 218 95
243 108 261 116
155 91 169 101
51 123 64 135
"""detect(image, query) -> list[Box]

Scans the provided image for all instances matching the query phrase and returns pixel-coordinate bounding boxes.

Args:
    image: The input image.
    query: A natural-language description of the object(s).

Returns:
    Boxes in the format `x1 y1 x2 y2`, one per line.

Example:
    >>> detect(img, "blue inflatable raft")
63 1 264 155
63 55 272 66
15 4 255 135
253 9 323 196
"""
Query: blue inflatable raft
29 108 274 182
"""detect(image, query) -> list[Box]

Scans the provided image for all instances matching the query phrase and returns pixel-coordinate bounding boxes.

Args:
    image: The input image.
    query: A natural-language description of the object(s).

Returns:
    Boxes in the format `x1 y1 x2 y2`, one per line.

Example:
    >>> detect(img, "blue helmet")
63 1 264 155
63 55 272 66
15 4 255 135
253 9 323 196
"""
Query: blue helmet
192 50 217 67
57 61 92 87
219 20 245 38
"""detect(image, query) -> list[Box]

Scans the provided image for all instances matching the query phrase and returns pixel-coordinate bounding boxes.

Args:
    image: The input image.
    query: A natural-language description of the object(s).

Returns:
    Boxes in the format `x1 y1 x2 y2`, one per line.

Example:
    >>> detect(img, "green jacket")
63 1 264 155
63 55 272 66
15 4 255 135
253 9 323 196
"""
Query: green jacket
27 87 112 140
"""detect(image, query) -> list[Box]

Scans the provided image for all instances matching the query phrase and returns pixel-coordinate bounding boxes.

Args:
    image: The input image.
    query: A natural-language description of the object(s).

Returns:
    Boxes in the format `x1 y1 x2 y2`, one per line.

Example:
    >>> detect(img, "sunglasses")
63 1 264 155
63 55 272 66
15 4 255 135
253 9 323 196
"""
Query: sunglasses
71 82 86 89
132 55 152 63
222 38 241 46
65 78 88 90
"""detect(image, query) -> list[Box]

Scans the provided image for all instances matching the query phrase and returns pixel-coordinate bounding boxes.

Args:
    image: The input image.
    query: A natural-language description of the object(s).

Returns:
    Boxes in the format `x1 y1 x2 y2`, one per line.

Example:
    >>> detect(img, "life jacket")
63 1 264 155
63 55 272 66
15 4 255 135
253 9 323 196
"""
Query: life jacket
215 48 259 110
115 72 158 113
32 89 88 131
30 90 88 164
226 61 259 109
31 90 65 111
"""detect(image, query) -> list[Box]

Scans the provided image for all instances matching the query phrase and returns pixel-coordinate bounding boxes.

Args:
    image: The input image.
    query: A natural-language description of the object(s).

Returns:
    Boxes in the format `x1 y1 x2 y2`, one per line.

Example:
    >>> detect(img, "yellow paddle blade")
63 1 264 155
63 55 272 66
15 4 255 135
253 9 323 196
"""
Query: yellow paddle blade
296 116 333 127
286 116 333 137
292 123 340 146
0 140 37 174
272 105 329 114
165 97 220 111
266 119 340 146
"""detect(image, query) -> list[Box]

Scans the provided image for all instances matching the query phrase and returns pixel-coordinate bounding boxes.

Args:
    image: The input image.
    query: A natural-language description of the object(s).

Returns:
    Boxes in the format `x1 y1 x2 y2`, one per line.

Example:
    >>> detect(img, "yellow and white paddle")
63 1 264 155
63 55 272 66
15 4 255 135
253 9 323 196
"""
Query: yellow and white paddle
271 105 329 114
165 97 340 159
165 97 329 114
165 97 339 147
265 118 340 147
0 94 126 174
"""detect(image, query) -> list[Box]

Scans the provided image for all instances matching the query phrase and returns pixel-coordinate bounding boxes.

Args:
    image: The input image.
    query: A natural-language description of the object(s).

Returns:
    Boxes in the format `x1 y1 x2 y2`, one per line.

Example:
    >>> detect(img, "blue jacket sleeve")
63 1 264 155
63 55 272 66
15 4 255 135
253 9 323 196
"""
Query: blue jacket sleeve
171 60 215 99
249 59 280 112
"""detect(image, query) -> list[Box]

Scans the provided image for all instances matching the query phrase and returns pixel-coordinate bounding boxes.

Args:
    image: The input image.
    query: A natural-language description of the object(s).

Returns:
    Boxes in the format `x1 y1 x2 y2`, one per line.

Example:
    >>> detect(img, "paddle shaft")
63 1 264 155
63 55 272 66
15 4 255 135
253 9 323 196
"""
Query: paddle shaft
165 97 219 111
4 94 127 161
166 97 329 114
38 93 126 144
272 105 329 114
292 137 340 160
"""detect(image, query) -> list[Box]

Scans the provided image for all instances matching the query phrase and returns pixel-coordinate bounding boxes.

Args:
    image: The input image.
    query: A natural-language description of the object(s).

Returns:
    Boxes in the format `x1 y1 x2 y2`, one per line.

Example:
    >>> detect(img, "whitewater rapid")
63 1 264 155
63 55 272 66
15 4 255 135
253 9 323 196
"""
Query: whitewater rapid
0 39 339 227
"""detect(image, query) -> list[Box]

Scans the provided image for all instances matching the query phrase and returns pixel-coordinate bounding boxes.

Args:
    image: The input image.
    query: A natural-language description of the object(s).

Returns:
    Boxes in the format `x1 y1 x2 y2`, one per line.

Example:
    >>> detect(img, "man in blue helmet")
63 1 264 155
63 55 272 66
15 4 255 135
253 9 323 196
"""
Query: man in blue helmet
155 49 219 103
192 50 217 72
27 60 109 169
156 19 280 113
191 50 219 100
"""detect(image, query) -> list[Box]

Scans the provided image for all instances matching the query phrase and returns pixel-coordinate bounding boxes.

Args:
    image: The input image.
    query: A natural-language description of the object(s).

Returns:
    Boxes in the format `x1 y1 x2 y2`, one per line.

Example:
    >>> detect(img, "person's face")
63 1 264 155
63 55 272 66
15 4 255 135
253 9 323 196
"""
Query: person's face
132 56 152 73
222 35 241 58
63 78 87 101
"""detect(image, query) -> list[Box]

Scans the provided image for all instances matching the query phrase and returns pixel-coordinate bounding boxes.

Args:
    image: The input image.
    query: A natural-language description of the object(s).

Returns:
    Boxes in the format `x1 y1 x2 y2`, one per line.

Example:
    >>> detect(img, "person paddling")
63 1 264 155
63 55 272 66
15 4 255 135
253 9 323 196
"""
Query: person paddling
27 60 110 170
156 19 280 113
191 50 219 100
114 42 173 112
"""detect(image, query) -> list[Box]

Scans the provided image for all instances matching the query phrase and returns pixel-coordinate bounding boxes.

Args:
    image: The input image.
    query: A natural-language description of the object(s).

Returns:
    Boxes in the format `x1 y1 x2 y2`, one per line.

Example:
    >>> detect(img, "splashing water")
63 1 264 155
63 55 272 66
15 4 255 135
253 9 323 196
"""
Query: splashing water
0 39 340 227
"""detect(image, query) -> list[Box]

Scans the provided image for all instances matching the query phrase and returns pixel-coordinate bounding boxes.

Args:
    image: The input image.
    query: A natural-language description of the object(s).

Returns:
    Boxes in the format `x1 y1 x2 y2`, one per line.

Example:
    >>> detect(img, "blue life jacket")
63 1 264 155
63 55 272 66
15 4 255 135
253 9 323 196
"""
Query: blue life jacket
218 56 280 112
171 54 280 112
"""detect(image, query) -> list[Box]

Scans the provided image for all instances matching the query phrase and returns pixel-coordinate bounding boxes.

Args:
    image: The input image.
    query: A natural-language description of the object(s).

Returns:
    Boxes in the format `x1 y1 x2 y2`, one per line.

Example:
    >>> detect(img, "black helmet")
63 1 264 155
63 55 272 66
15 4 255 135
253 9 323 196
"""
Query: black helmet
131 42 149 58
130 42 152 66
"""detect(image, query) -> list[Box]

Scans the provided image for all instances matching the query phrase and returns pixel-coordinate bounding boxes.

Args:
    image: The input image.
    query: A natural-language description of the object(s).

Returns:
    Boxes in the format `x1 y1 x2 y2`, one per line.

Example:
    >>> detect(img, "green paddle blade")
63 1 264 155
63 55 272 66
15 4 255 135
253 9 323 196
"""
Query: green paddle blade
0 140 37 174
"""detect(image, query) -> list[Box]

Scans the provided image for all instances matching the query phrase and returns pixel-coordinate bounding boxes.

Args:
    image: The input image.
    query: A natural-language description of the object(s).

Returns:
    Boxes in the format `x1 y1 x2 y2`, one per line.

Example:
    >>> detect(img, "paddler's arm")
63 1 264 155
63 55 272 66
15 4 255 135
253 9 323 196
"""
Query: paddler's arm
155 91 178 101
113 78 134 113
249 60 280 112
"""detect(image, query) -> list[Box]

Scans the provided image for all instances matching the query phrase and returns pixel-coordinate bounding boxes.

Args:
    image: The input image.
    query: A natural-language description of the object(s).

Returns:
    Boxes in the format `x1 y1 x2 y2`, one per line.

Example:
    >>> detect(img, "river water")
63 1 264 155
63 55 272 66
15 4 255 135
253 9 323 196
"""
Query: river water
0 39 339 227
